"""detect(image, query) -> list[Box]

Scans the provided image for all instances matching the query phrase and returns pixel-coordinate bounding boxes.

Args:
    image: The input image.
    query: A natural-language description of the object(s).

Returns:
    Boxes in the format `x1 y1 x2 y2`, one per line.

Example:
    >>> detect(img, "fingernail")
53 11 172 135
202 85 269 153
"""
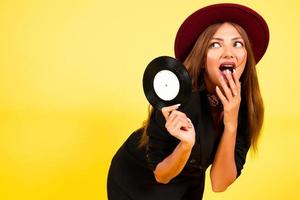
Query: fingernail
216 86 220 90
175 104 181 107
226 69 231 74
233 69 236 73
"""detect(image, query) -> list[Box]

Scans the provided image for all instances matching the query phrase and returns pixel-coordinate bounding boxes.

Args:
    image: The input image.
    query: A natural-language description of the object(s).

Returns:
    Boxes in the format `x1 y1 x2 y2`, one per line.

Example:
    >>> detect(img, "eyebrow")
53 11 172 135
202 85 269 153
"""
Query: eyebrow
211 37 243 41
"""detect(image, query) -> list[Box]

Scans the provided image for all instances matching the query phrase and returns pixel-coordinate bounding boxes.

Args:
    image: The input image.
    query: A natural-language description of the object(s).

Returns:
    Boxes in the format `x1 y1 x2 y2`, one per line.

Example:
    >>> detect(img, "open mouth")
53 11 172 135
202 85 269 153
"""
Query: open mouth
219 63 236 73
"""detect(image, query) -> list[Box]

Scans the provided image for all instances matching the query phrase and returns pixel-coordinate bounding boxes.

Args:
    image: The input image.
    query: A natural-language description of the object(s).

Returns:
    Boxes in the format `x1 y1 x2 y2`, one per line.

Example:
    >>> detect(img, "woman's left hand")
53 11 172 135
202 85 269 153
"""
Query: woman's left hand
215 69 241 132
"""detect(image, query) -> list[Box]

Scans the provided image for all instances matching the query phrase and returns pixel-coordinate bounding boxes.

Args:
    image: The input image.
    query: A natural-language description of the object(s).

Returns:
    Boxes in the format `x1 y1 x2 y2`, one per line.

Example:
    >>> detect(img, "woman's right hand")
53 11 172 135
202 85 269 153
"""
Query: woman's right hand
161 104 195 149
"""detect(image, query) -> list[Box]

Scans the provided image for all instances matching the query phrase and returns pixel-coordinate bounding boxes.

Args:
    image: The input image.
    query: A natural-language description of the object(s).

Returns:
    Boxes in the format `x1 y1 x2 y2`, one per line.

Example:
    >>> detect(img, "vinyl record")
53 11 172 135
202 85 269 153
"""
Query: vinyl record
143 56 192 110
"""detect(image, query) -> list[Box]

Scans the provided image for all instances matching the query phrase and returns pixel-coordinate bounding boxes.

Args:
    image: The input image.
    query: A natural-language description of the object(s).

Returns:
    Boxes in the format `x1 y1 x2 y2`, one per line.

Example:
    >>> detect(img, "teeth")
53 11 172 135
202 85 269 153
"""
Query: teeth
221 64 234 67
219 64 234 73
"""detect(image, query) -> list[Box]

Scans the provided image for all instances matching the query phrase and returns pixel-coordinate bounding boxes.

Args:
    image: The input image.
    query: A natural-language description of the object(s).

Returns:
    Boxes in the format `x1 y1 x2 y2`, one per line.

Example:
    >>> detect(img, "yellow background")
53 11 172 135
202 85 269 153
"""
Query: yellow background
0 0 299 199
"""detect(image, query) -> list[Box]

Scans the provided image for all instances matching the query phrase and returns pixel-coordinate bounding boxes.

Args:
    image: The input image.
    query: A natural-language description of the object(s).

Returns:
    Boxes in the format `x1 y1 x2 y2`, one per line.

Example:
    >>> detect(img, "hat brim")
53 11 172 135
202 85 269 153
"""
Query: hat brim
174 3 269 64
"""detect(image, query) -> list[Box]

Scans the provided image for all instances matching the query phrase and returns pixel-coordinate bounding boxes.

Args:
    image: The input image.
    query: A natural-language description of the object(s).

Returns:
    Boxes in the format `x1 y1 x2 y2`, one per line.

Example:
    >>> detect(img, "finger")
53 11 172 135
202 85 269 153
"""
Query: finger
166 110 187 126
169 115 191 129
161 104 181 120
232 69 241 95
169 110 187 118
167 110 187 125
181 116 192 128
166 114 180 129
219 74 233 101
216 86 228 105
187 117 193 128
171 120 183 134
225 69 238 97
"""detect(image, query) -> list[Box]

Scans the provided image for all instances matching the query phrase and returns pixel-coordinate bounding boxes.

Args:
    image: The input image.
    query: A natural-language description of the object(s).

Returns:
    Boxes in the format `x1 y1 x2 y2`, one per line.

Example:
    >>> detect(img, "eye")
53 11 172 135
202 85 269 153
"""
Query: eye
209 42 221 48
234 41 244 48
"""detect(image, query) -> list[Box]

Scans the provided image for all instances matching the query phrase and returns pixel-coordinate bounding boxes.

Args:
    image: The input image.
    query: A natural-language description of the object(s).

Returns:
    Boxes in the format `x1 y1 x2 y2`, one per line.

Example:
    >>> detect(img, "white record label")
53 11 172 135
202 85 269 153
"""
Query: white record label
153 70 180 101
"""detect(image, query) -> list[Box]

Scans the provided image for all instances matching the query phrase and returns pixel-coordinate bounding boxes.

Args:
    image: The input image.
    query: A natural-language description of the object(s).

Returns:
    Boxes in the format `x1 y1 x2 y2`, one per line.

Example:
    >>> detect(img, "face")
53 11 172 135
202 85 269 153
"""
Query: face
204 22 247 92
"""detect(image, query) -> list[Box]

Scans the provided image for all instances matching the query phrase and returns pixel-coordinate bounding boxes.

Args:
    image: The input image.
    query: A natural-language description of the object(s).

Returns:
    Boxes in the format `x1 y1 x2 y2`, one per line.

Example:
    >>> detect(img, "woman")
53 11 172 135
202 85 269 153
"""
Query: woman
107 3 269 200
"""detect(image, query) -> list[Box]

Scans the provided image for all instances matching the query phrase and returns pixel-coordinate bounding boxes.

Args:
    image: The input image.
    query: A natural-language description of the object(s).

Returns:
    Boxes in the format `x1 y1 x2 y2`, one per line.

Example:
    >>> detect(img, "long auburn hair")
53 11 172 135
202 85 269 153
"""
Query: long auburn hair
138 22 264 154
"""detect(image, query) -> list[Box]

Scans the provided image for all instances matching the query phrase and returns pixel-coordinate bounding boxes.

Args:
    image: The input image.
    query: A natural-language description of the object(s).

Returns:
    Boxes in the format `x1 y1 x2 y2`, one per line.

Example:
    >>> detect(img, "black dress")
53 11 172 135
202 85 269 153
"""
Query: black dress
107 88 251 200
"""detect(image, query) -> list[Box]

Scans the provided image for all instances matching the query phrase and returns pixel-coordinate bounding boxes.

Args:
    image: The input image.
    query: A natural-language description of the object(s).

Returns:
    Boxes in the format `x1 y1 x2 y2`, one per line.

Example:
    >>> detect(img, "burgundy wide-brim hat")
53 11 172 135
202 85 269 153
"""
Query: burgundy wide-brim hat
174 3 269 64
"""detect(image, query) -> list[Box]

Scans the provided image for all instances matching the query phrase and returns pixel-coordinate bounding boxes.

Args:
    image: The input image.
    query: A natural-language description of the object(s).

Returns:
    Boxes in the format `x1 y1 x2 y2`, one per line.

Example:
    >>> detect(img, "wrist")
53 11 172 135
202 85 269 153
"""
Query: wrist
179 141 194 151
224 123 237 134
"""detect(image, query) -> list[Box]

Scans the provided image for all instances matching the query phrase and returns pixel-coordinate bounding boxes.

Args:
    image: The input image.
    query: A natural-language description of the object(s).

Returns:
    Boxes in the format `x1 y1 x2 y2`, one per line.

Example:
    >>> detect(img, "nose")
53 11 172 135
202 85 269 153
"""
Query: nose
222 46 234 59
